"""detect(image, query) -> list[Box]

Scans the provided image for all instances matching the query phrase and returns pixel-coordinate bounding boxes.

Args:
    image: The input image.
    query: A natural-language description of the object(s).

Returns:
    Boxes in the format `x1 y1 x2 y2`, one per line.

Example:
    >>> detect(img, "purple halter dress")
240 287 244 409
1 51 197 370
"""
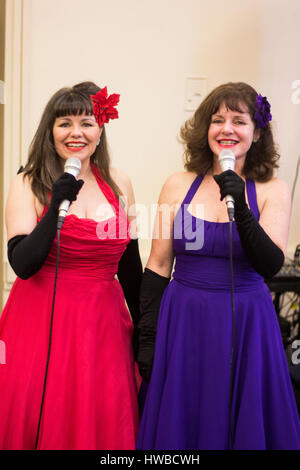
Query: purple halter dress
136 174 300 450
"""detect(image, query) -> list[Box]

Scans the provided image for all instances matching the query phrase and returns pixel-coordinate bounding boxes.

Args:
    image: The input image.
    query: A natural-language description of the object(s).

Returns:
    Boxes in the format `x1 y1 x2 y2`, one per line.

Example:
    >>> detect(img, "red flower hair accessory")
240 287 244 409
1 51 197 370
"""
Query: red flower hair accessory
90 87 120 127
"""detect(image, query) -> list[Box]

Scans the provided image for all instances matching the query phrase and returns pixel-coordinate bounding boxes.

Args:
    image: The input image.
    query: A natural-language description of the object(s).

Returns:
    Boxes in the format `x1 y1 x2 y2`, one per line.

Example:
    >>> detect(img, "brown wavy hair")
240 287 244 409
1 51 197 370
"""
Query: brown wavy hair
23 81 121 205
180 82 279 181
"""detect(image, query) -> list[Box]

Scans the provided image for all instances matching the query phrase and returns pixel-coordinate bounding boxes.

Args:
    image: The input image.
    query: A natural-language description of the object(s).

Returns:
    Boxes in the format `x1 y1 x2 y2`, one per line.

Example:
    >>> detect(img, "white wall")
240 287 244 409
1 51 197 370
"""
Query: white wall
258 0 300 258
7 0 300 268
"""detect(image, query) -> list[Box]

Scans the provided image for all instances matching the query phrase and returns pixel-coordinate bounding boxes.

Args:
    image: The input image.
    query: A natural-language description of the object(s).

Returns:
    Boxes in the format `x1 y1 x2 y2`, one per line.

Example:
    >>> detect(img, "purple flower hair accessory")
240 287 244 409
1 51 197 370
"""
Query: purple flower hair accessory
254 94 272 129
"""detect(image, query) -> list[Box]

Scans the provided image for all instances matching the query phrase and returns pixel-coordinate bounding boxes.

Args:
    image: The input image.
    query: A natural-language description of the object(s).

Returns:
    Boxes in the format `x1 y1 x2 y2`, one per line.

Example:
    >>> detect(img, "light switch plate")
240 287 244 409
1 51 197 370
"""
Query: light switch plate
184 77 207 112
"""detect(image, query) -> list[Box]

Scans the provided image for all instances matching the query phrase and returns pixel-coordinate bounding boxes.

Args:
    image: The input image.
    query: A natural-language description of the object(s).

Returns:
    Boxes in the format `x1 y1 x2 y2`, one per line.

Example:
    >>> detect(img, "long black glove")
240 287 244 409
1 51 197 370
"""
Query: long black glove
8 173 84 280
117 238 143 357
137 268 170 383
213 169 284 278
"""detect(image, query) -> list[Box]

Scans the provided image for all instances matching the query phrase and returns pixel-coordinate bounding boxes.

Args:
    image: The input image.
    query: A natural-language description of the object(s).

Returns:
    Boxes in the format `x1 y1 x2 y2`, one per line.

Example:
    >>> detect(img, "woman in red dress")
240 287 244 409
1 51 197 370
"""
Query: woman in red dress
0 81 142 450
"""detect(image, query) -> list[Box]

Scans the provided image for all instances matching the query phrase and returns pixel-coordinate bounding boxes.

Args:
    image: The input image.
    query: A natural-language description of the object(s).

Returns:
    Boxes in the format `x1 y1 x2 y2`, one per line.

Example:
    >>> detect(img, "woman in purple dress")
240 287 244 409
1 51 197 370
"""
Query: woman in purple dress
136 82 300 450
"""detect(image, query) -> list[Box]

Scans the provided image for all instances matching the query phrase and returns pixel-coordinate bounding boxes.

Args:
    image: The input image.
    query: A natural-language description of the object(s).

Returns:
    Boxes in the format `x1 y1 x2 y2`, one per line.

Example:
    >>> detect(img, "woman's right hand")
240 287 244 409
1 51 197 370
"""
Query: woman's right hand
213 169 246 212
50 173 84 212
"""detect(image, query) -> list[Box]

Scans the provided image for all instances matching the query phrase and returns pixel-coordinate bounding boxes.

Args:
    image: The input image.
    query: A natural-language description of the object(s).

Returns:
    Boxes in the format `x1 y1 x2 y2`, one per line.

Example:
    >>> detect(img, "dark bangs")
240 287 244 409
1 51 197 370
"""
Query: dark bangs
53 90 94 119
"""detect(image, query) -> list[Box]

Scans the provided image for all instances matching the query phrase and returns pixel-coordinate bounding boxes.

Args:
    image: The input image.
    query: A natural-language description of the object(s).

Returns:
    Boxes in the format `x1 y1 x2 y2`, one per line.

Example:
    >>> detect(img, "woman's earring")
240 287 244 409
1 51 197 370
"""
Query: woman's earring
97 139 100 146
253 137 259 143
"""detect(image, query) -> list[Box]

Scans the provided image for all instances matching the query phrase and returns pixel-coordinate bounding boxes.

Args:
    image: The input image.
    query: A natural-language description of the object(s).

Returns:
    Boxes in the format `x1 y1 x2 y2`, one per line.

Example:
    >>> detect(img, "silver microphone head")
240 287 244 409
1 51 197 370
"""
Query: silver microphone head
64 157 81 178
218 149 236 173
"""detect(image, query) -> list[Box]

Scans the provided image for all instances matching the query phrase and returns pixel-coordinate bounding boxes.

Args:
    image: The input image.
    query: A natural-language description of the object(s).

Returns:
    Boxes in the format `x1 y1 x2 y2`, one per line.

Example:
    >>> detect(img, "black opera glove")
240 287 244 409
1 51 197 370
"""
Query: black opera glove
7 172 84 280
137 268 170 383
117 238 143 358
214 170 284 278
50 172 84 213
213 169 246 212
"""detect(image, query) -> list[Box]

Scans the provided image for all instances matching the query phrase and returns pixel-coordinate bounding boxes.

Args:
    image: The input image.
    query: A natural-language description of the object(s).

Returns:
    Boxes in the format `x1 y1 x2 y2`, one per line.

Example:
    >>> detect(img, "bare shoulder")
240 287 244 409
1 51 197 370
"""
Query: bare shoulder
159 171 196 205
8 172 43 211
256 177 291 205
109 167 136 210
6 172 39 239
8 172 34 199
163 170 195 187
110 167 133 192
110 166 131 183
255 177 291 253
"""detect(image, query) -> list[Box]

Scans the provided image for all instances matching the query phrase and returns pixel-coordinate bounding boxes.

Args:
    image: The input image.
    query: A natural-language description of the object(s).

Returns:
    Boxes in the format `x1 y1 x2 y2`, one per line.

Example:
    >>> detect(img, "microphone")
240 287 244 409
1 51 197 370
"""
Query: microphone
218 149 236 221
57 157 82 230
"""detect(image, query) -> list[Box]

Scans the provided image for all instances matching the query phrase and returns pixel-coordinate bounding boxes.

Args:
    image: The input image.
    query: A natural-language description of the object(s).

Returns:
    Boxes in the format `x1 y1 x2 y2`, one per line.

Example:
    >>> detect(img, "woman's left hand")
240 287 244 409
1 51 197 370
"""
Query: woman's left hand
213 169 246 211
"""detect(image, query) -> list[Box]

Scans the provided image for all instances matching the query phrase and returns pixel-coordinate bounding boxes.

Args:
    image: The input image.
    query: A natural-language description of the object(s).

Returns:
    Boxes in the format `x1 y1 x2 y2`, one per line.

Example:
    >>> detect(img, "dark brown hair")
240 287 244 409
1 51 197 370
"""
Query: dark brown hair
180 82 279 181
24 81 121 205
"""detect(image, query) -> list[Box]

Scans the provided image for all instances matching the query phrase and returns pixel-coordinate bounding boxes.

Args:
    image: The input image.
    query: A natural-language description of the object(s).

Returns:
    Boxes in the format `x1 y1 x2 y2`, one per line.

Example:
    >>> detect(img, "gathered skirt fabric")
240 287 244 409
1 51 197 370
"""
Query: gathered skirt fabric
137 279 300 450
0 273 138 450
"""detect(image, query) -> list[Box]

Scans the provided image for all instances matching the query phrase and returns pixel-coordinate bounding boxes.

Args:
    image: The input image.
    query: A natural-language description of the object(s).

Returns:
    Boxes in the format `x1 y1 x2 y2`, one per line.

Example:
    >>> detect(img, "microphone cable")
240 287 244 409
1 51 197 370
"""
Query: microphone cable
33 157 81 448
228 219 235 450
34 228 61 450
